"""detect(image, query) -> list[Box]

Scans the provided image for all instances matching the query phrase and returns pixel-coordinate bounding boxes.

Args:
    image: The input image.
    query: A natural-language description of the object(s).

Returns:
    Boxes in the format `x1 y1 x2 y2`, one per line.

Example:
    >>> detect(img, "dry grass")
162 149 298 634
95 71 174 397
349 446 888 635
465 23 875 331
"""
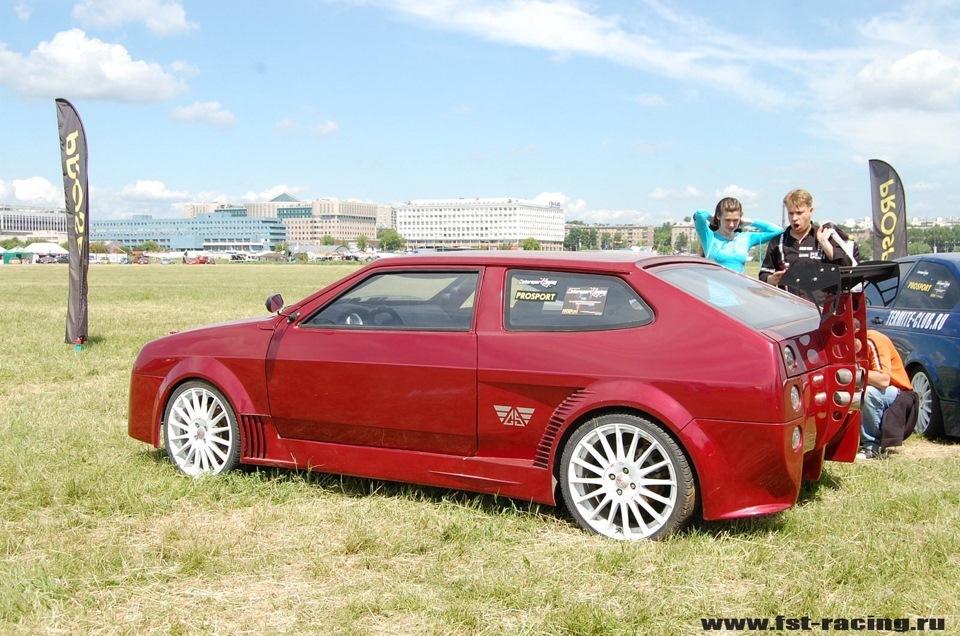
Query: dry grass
1 262 959 635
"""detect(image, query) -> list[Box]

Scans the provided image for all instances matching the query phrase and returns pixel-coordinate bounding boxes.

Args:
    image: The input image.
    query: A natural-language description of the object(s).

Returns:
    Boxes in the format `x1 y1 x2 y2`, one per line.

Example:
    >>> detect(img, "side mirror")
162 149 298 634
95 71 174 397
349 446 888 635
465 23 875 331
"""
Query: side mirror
265 294 284 314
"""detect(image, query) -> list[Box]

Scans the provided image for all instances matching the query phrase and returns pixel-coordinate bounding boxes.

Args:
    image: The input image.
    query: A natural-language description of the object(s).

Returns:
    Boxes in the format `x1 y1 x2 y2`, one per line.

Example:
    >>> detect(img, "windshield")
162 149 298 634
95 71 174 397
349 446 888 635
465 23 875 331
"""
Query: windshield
655 265 818 330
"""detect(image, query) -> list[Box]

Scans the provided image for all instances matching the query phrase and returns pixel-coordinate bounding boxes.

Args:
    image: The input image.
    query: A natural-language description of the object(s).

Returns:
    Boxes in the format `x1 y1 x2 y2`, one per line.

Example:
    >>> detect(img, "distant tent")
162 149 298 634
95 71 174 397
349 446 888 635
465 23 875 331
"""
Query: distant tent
24 242 69 255
2 250 34 264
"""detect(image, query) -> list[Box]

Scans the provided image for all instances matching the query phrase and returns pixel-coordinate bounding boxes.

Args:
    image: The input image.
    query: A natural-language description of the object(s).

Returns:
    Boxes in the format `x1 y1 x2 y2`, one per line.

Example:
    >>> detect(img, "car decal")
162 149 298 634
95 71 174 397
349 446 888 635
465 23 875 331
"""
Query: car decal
494 405 535 427
886 310 950 331
515 290 557 302
518 277 558 288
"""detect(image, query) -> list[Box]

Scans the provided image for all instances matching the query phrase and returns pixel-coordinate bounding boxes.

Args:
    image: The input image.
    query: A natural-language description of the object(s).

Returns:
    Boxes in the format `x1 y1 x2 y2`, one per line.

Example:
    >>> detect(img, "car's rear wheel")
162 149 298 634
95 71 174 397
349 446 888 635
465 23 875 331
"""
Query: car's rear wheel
559 413 696 540
909 367 943 438
163 381 241 476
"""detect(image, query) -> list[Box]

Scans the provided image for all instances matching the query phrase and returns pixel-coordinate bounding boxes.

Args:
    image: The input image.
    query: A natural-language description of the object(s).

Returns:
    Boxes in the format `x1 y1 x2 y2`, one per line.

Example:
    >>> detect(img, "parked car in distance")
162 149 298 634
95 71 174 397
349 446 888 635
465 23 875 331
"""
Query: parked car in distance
865 253 960 438
129 252 867 540
37 255 58 264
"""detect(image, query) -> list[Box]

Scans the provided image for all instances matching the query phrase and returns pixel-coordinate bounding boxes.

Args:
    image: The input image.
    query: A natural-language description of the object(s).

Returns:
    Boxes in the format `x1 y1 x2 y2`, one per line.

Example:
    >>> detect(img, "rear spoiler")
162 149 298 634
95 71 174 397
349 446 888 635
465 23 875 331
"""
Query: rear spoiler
781 260 899 315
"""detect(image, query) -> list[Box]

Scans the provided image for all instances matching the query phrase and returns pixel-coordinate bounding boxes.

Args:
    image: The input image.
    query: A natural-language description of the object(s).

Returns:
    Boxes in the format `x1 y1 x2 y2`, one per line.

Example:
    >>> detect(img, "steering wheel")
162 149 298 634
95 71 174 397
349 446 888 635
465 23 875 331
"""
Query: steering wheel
341 309 369 325
370 306 403 326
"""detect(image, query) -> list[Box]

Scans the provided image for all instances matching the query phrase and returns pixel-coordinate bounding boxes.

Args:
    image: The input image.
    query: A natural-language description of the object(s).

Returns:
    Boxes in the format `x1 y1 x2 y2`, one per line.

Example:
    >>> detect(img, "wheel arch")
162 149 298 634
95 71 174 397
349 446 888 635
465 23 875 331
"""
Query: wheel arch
153 358 256 446
905 359 943 399
549 402 700 503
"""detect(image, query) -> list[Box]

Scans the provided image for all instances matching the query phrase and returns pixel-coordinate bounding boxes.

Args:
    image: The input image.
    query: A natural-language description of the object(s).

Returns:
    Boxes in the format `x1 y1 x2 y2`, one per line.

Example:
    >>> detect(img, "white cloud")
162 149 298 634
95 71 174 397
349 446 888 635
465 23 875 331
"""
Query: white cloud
632 94 664 107
0 177 64 206
193 190 234 203
0 29 187 101
510 144 538 156
14 2 31 20
649 186 702 200
716 184 758 204
119 180 190 201
452 103 473 115
854 49 960 111
532 191 587 215
72 0 198 36
274 115 338 137
362 0 787 108
170 101 236 128
310 121 339 137
573 208 652 225
809 109 960 167
240 185 309 202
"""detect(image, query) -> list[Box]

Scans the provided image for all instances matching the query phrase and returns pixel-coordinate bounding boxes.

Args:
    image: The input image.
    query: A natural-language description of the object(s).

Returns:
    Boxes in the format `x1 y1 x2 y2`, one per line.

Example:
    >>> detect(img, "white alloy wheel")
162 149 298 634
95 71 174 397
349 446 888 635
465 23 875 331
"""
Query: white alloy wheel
909 368 943 438
163 381 241 476
560 414 695 540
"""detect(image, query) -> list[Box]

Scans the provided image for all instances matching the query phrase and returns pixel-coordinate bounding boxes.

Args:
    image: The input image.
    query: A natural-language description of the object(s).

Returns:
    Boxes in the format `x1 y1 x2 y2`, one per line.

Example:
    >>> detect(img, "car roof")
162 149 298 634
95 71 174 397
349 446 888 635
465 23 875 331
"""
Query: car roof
899 253 960 264
368 250 709 272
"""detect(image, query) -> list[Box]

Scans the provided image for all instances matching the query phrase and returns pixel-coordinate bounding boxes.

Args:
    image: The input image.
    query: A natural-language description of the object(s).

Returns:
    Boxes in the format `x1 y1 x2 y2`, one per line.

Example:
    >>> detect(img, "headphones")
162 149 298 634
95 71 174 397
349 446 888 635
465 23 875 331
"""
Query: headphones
710 198 743 233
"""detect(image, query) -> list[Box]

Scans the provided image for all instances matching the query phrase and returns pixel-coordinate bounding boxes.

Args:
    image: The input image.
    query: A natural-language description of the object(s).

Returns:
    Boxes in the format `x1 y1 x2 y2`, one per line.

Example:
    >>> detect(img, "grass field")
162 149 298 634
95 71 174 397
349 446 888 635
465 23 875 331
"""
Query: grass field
1 262 958 635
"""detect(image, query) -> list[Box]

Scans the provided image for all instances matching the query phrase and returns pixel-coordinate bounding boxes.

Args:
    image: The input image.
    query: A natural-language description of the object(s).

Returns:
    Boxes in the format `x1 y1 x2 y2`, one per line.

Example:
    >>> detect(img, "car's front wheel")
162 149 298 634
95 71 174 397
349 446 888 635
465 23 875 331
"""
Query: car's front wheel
909 367 943 438
559 413 696 540
163 381 241 476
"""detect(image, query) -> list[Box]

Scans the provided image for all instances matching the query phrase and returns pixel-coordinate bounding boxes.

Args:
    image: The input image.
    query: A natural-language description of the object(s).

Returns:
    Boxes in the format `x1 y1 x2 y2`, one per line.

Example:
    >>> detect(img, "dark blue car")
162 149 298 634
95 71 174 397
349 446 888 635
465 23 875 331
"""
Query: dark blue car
865 253 960 438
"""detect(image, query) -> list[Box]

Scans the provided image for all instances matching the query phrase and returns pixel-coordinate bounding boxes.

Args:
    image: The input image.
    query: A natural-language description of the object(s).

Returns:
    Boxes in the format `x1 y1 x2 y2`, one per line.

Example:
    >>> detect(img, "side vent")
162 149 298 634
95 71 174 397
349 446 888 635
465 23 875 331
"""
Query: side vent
534 389 592 468
239 414 268 460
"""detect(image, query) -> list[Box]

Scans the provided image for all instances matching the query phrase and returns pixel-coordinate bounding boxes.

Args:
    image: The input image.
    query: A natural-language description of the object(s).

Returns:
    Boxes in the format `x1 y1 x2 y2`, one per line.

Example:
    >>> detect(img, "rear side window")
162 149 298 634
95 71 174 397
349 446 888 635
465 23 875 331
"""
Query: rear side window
505 270 653 331
656 264 817 330
895 262 960 311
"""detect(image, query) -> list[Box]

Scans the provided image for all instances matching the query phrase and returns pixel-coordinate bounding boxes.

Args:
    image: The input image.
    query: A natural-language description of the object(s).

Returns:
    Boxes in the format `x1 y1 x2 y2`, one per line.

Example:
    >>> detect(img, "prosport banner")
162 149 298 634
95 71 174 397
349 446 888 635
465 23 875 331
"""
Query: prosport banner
56 98 90 345
869 159 908 261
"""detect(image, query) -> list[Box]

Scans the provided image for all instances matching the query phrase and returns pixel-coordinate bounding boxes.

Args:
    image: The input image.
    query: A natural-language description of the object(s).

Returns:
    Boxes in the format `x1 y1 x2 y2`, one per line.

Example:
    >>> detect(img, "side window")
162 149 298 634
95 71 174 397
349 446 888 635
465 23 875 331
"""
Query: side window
304 271 479 331
505 269 653 331
893 262 960 311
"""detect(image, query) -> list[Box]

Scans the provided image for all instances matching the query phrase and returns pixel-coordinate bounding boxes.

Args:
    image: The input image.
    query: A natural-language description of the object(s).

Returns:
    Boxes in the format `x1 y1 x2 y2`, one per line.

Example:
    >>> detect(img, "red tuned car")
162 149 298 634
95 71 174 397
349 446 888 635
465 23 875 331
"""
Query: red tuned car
129 252 871 540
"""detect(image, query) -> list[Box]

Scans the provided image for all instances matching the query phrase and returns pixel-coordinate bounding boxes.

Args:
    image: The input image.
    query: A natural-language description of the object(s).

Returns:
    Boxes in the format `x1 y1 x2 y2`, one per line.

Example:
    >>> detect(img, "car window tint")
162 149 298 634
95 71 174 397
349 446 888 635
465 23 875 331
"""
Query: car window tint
305 271 479 330
894 262 960 311
656 264 817 330
505 270 653 331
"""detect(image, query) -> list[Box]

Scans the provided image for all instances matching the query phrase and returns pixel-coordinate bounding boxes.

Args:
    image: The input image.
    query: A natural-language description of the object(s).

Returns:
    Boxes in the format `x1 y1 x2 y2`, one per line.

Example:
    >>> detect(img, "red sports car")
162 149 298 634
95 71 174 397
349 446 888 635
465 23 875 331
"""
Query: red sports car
128 252 869 540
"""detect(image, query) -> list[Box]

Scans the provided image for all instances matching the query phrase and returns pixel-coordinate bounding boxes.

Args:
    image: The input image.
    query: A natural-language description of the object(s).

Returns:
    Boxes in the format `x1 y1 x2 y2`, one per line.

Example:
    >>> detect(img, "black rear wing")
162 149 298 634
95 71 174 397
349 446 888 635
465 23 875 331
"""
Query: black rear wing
781 260 899 315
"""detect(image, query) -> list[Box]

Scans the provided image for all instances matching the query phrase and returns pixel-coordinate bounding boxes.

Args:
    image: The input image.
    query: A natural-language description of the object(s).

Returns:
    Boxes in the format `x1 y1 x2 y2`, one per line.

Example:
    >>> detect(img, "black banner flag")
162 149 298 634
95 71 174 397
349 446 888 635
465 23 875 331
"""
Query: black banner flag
869 159 908 261
56 98 90 345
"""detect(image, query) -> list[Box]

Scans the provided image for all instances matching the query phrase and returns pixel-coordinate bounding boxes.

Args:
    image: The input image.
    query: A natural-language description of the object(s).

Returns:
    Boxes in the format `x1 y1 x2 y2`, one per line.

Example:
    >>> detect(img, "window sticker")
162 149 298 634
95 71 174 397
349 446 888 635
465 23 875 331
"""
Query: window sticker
932 280 951 300
514 290 557 302
518 277 558 288
561 286 609 315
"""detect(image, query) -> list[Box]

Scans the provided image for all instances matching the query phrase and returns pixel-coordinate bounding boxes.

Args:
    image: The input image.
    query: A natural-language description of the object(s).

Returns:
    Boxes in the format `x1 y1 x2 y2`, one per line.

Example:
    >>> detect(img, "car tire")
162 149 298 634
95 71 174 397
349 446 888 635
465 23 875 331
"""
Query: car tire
909 367 943 438
559 413 696 540
163 381 241 476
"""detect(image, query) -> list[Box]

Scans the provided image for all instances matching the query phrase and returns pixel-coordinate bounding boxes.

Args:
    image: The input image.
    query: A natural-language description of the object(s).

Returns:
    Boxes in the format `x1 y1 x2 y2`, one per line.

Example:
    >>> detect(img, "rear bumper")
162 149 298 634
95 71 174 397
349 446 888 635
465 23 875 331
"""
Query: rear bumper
681 418 806 521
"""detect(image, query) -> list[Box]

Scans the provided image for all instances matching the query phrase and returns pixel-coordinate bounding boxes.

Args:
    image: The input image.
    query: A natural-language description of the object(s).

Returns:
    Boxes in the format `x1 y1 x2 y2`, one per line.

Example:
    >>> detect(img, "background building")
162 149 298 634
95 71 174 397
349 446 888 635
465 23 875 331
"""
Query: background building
91 214 286 252
186 195 387 245
565 223 656 250
0 204 68 243
282 199 383 245
397 198 565 251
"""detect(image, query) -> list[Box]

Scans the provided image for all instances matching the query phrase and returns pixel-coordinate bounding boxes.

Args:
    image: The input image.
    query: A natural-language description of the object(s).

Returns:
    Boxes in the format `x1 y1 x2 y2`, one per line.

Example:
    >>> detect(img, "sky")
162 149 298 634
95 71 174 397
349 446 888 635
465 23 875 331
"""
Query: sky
1 0 959 228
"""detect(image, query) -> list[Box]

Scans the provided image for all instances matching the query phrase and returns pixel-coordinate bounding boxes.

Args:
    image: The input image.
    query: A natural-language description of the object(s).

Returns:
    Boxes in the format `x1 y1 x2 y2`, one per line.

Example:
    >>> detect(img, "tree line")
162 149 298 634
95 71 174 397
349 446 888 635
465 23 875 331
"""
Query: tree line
563 221 960 256
4 223 958 256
